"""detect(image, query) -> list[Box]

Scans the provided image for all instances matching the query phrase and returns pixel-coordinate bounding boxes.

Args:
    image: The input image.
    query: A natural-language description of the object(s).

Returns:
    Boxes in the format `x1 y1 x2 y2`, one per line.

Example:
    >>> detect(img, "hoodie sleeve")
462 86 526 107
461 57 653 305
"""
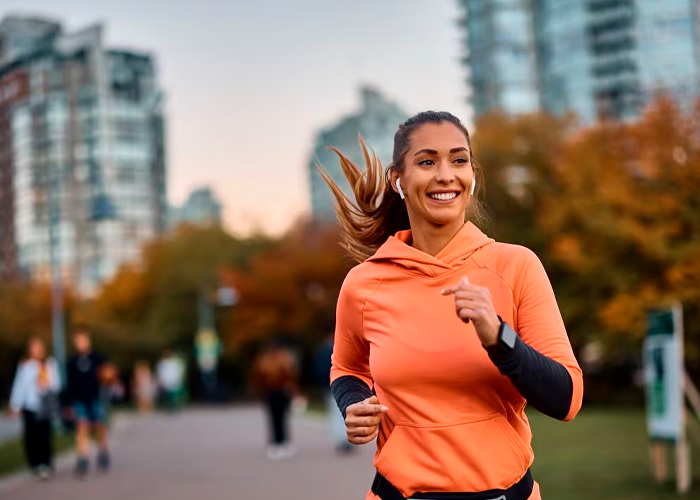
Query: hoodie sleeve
330 269 374 417
506 248 584 421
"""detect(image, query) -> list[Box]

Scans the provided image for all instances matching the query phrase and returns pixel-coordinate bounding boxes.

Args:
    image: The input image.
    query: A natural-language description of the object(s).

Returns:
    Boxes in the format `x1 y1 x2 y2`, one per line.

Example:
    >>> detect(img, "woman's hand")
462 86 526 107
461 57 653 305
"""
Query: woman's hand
344 395 388 445
441 276 501 347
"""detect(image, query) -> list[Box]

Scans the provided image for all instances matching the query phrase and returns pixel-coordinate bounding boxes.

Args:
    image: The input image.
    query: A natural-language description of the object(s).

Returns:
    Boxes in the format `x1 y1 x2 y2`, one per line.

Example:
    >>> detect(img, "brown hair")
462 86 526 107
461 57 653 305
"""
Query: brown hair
318 111 487 262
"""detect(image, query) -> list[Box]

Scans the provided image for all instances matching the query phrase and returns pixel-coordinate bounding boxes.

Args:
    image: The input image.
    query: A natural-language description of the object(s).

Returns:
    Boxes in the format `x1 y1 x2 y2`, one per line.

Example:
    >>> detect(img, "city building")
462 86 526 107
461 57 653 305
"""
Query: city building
0 15 167 295
461 0 541 117
460 0 700 122
169 187 222 228
307 86 408 219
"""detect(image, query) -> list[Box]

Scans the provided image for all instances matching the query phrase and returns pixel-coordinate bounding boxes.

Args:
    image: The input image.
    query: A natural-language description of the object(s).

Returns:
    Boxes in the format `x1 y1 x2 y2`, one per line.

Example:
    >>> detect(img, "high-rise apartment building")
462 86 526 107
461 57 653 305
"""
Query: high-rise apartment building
0 16 167 294
460 0 700 121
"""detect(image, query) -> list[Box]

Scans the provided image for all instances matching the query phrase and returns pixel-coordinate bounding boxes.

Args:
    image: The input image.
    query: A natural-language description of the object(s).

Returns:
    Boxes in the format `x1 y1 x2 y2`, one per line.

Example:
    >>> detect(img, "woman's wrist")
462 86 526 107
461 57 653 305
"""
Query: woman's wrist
479 314 501 347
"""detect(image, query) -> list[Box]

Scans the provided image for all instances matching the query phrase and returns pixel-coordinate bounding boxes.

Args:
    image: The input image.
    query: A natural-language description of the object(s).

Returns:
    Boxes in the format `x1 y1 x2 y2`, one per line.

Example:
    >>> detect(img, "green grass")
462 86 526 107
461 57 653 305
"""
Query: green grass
0 430 73 478
529 408 700 499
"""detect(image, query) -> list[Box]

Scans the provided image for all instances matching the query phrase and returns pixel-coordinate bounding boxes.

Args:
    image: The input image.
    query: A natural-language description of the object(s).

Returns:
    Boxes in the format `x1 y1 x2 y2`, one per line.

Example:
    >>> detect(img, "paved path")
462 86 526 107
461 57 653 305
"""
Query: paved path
0 406 376 500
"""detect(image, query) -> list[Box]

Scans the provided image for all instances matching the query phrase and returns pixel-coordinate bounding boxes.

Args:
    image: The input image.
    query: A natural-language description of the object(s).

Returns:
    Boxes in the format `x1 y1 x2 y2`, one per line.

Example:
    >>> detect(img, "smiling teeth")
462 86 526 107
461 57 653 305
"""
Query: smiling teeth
430 192 458 201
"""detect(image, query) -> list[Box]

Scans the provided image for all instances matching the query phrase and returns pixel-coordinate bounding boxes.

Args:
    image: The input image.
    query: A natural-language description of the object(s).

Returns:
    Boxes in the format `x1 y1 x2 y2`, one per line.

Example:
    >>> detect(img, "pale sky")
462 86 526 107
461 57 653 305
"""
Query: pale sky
2 0 470 235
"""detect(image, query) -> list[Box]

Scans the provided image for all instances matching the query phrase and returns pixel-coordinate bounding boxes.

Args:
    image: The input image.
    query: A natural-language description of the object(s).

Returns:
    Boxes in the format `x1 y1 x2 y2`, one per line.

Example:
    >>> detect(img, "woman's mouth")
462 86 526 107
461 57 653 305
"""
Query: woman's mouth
428 192 460 201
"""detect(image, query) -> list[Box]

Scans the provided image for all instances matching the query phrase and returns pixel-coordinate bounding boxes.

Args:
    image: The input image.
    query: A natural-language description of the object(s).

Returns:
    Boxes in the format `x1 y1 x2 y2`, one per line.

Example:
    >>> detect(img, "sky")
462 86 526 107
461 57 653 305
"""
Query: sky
2 0 470 235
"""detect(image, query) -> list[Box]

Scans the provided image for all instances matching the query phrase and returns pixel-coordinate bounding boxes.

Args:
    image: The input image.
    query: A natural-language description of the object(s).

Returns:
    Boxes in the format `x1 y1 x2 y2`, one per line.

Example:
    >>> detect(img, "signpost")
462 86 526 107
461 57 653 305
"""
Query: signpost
643 303 691 493
194 286 236 400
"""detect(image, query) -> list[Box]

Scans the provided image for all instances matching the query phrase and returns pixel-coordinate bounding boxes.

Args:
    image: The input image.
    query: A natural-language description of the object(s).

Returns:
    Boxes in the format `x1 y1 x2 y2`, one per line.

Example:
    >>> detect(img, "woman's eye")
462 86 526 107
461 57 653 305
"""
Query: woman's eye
418 159 434 166
454 158 468 164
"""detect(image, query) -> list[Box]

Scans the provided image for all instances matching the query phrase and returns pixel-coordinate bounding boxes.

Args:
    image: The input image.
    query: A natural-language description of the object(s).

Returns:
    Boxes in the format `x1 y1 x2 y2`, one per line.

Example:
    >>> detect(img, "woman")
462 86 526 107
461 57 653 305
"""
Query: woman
322 111 583 499
9 338 61 480
132 361 156 414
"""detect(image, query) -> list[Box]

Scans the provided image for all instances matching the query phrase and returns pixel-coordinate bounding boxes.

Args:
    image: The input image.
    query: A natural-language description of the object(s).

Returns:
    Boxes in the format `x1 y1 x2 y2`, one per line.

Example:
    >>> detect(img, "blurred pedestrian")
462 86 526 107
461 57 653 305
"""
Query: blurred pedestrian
132 361 156 414
251 340 299 461
322 111 583 499
65 326 111 477
156 350 185 411
314 328 352 454
8 338 61 480
98 362 124 418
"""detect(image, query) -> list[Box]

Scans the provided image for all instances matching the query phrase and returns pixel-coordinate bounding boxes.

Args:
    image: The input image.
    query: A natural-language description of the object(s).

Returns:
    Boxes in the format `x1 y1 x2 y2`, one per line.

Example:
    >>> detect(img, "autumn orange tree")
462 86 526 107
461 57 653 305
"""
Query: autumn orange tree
80 219 350 387
220 219 353 356
78 223 275 367
473 97 700 364
540 96 700 361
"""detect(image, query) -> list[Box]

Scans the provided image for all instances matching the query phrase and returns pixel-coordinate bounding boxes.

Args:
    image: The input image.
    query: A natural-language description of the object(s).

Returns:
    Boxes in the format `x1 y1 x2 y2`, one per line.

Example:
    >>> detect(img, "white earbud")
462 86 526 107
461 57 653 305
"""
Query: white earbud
470 178 476 196
396 178 405 200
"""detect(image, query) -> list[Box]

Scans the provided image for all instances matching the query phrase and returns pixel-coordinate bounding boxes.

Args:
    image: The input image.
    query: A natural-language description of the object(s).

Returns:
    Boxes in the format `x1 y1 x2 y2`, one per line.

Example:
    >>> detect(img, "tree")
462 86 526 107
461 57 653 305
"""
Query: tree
80 223 275 366
221 219 352 352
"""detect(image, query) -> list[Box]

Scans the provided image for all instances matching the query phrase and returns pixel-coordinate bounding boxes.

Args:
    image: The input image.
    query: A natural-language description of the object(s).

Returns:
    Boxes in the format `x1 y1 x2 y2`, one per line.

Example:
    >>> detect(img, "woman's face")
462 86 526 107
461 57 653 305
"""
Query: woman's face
391 122 474 229
29 339 45 360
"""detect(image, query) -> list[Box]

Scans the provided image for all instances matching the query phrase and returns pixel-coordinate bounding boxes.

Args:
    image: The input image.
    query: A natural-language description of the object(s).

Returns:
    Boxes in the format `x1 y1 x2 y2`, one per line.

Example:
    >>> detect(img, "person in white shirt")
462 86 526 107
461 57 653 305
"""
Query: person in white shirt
156 351 185 411
9 338 61 480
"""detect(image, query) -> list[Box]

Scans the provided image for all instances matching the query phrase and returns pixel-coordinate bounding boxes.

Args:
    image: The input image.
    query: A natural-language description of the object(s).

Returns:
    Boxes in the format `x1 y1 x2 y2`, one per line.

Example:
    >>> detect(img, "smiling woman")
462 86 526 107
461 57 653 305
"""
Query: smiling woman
319 111 583 500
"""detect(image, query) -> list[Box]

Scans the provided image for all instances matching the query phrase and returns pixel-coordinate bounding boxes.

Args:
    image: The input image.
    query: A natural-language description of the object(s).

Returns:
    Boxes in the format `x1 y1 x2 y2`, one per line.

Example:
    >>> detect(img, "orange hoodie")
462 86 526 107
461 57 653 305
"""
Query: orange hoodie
331 222 583 499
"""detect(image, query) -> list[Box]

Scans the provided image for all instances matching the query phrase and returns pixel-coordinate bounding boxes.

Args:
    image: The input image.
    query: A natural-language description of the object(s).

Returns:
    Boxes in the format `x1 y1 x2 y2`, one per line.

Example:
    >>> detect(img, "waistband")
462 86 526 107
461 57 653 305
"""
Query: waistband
371 469 533 500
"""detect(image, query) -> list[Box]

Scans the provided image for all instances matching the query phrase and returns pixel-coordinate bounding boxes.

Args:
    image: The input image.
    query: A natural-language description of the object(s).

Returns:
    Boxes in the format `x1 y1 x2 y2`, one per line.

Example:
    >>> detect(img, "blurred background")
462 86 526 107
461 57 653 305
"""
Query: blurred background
0 0 699 499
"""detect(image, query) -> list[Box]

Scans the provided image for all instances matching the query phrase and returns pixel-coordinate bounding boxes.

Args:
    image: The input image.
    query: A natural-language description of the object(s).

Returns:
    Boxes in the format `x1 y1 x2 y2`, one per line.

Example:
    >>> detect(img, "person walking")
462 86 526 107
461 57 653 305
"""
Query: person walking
9 338 61 480
156 350 186 412
251 340 299 461
65 326 111 477
132 361 156 414
322 111 583 499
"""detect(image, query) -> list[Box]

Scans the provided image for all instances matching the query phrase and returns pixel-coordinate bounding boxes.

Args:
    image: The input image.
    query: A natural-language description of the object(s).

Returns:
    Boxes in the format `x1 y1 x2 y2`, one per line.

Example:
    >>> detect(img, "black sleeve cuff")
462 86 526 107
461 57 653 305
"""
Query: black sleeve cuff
331 375 373 418
485 321 574 421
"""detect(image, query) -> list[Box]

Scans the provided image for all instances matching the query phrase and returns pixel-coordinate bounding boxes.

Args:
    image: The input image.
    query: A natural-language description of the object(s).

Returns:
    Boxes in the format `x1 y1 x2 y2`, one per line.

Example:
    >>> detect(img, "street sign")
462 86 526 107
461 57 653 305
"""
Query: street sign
643 309 683 440
643 303 692 494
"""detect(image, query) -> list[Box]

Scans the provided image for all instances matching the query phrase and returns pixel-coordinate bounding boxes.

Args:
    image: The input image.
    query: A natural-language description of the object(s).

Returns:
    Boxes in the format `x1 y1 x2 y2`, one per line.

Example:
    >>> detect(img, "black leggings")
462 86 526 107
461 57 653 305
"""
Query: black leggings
265 390 291 445
22 410 53 469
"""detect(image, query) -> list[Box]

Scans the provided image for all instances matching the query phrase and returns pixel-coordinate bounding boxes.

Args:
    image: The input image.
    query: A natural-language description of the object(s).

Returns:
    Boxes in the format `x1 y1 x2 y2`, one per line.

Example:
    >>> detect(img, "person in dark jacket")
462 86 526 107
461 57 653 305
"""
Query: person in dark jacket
65 326 110 477
251 340 299 461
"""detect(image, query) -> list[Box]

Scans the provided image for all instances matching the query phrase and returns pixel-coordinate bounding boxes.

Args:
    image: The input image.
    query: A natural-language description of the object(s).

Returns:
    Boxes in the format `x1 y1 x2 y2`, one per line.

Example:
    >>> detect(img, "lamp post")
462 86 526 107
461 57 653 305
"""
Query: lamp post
48 163 66 382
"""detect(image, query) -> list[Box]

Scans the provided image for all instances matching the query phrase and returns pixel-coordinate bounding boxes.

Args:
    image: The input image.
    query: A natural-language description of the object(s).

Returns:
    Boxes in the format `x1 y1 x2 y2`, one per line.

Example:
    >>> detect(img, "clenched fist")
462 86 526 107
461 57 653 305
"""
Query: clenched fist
344 395 388 445
441 276 500 347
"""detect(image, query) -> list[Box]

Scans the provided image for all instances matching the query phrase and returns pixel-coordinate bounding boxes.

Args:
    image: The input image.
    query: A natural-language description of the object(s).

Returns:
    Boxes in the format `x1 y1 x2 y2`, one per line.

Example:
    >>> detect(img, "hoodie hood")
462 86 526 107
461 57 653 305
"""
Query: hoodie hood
366 222 494 277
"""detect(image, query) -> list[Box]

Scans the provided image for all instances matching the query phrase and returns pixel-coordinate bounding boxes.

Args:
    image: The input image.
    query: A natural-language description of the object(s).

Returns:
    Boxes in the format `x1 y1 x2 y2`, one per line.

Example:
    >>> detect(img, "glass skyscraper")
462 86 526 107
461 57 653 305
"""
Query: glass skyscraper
461 0 700 122
0 16 167 295
461 0 540 117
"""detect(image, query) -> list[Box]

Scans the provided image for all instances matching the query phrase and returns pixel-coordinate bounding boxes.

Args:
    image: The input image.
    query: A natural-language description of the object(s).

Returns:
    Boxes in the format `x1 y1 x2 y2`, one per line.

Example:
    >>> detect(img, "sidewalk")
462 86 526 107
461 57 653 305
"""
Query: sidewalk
0 406 376 500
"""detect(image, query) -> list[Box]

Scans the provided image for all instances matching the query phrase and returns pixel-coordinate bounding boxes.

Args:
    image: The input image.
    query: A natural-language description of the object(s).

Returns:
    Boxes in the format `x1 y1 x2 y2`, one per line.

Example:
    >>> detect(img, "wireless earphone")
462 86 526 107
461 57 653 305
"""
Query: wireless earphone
470 178 476 196
396 178 405 200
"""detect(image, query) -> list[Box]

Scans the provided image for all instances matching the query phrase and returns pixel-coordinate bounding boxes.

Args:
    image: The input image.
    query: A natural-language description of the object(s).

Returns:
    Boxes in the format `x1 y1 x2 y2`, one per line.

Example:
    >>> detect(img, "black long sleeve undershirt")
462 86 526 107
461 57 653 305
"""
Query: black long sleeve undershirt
331 326 573 421
485 328 573 420
331 375 372 418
